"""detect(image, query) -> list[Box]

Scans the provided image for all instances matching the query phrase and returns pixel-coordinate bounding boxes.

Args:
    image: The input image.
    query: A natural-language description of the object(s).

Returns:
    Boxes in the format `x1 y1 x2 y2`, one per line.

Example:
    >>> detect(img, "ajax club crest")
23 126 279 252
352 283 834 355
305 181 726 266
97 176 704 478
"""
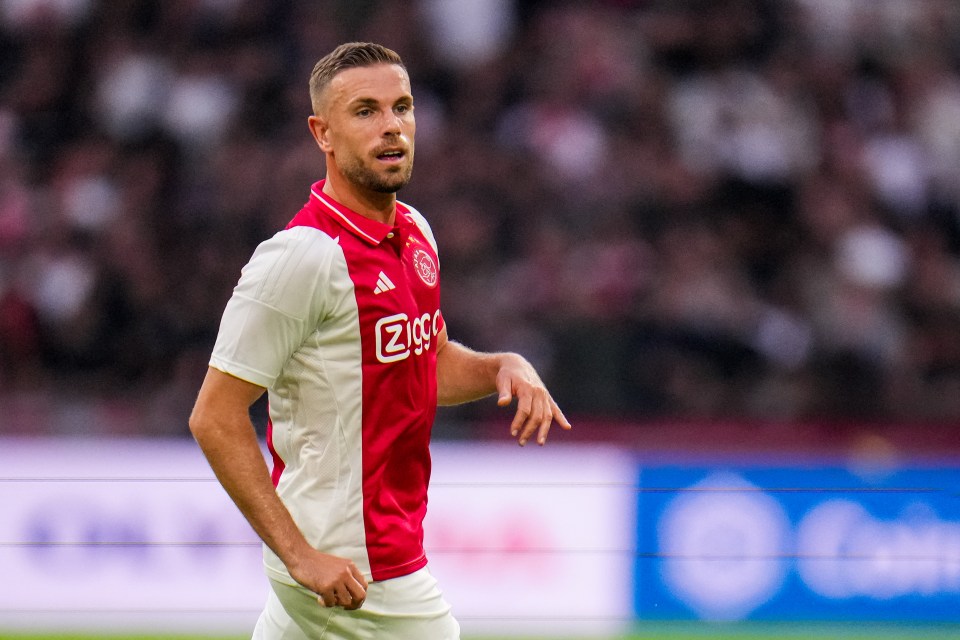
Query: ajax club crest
411 248 438 287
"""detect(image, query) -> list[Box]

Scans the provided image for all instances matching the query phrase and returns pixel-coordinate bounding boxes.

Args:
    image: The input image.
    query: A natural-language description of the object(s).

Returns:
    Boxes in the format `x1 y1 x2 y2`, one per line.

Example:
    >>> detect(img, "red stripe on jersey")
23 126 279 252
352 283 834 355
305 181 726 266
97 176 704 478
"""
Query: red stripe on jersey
266 415 284 487
286 181 442 581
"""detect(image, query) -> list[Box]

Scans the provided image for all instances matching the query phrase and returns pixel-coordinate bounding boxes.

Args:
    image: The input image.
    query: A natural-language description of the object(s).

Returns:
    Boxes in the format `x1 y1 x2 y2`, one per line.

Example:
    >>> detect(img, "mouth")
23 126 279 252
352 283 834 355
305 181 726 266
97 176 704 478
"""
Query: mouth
375 148 406 164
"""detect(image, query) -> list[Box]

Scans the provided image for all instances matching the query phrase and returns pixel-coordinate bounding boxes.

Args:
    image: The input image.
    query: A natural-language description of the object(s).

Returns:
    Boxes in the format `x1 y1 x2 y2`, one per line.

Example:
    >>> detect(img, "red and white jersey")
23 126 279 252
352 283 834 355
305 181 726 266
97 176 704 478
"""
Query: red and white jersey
210 180 444 583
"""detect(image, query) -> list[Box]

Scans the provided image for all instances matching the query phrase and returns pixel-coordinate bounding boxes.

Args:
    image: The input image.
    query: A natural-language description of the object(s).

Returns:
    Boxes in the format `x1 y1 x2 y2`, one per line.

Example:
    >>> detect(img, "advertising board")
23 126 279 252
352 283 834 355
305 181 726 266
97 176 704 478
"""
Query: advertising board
9 436 954 633
0 438 637 636
426 443 637 636
634 462 960 622
0 438 266 632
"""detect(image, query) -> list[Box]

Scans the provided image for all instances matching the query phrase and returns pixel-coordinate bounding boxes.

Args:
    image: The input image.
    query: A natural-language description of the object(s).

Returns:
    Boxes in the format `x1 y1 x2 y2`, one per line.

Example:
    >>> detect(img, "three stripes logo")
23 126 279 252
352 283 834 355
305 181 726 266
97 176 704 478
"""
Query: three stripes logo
374 271 396 295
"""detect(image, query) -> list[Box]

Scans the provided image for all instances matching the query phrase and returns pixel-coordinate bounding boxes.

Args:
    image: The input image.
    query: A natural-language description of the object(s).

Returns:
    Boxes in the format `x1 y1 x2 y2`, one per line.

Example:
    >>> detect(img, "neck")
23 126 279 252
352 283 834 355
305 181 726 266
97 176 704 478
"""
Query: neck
322 172 396 225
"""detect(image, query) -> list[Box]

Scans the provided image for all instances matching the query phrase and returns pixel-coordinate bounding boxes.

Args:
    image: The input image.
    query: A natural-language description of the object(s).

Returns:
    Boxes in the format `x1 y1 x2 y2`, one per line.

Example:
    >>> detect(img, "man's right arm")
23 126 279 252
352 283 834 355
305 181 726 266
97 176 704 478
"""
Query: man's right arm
188 366 367 609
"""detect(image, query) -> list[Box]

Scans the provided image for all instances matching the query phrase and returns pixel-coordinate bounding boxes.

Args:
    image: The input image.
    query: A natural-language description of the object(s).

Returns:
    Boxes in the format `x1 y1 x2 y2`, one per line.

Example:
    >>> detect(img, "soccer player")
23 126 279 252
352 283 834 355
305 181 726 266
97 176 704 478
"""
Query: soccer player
188 42 571 640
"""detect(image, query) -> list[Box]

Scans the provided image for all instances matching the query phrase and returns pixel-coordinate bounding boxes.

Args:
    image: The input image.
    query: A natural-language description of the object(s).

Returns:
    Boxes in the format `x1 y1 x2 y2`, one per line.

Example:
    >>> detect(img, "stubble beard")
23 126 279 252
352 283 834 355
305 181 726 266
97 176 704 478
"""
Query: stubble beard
340 153 414 194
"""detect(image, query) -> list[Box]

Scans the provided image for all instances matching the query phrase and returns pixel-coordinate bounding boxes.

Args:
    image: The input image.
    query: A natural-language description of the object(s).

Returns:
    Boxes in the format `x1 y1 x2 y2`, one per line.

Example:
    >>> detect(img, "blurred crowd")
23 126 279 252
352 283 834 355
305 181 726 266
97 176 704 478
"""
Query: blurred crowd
3 0 960 436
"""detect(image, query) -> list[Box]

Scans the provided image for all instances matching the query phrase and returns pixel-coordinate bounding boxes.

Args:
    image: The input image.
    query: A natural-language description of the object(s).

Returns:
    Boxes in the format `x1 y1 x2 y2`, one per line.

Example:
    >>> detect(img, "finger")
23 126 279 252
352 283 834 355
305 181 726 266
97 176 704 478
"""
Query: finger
510 395 532 440
536 407 555 446
350 565 369 591
317 590 337 608
553 401 572 430
343 597 365 611
338 588 359 608
537 398 572 445
542 398 571 437
518 395 545 446
342 591 366 610
344 574 367 603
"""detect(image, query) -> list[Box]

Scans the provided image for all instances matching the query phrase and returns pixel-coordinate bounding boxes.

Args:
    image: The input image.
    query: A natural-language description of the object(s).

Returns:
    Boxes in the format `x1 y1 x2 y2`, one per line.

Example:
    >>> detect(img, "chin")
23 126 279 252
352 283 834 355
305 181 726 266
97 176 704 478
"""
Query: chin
375 170 413 193
343 160 413 194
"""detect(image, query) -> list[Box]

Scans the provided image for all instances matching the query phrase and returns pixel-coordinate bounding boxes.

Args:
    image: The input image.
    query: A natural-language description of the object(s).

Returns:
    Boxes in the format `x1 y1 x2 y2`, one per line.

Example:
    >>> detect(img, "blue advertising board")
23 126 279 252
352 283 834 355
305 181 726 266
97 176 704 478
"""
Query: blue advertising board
634 462 960 621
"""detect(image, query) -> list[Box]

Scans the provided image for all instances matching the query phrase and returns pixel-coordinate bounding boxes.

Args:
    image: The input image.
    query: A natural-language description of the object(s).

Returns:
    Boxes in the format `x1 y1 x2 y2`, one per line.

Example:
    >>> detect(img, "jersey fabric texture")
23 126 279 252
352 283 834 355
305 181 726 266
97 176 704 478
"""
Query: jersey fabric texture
210 180 444 584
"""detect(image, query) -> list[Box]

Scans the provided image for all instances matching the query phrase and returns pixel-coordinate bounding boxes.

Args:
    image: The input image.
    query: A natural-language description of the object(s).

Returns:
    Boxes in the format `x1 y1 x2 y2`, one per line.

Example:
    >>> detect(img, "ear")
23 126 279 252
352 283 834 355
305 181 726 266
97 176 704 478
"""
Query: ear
308 115 333 153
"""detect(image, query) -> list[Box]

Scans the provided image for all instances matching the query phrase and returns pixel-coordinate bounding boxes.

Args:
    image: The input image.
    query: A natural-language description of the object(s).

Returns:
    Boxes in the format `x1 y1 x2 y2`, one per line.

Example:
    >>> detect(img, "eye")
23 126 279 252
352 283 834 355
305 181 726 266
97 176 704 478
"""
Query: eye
395 103 412 115
356 107 374 117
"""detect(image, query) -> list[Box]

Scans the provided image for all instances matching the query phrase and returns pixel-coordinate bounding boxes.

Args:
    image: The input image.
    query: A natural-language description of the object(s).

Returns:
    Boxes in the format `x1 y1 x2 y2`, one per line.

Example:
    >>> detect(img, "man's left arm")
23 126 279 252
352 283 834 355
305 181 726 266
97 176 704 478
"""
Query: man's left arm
435 326 571 446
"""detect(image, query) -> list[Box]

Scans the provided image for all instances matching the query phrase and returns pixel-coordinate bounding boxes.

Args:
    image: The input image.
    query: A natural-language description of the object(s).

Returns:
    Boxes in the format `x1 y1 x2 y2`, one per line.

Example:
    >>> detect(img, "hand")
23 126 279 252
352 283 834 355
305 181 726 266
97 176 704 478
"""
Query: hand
287 548 368 610
495 354 572 446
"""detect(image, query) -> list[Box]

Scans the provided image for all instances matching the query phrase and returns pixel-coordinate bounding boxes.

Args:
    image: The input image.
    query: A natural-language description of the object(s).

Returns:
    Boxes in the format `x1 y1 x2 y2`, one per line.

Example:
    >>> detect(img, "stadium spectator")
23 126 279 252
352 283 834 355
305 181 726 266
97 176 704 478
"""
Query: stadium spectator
2 0 960 435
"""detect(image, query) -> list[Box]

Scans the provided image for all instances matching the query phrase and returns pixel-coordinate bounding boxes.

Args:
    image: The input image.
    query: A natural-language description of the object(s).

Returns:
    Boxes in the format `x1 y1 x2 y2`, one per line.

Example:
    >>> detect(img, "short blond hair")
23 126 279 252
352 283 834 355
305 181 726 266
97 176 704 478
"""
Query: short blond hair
309 42 405 115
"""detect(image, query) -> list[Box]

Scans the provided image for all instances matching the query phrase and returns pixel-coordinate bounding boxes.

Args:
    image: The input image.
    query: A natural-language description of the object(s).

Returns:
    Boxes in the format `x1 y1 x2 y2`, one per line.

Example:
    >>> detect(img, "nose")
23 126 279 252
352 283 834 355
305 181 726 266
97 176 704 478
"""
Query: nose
383 111 403 137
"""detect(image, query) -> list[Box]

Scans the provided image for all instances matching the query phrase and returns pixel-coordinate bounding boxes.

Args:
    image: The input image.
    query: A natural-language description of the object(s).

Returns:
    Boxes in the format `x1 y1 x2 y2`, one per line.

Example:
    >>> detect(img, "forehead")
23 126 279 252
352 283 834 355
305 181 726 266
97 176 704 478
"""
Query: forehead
327 63 411 106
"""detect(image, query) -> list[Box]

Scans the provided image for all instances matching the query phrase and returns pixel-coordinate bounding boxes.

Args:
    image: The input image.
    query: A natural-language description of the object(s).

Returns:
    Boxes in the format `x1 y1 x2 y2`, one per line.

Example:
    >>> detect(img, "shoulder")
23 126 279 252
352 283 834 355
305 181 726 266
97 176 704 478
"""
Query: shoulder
248 226 342 274
399 201 439 254
238 226 345 311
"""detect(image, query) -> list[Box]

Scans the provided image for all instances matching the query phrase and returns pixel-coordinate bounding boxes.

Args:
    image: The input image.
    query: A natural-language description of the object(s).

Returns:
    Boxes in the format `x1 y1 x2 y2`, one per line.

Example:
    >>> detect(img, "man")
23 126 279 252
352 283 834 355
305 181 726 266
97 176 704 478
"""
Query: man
188 42 570 640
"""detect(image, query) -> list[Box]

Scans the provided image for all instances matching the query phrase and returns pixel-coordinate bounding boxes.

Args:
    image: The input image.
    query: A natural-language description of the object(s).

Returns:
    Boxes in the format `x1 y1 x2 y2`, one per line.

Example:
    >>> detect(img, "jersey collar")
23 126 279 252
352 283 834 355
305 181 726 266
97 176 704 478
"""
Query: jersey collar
309 180 409 246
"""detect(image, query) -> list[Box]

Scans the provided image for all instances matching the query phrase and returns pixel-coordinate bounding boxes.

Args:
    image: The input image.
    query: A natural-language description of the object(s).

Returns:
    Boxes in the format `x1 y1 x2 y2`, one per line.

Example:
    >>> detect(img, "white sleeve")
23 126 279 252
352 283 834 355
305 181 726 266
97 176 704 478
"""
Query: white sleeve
209 227 338 389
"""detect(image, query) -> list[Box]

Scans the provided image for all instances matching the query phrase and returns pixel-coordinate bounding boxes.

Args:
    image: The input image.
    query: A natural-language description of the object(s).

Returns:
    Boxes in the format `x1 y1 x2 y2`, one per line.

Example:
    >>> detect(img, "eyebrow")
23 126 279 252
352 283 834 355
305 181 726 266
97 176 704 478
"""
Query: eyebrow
348 95 413 108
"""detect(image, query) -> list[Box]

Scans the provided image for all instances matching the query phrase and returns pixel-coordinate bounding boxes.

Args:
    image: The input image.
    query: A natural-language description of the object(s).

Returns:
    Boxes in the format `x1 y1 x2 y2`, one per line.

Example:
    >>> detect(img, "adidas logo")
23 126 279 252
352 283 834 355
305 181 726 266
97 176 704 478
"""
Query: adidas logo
373 271 396 295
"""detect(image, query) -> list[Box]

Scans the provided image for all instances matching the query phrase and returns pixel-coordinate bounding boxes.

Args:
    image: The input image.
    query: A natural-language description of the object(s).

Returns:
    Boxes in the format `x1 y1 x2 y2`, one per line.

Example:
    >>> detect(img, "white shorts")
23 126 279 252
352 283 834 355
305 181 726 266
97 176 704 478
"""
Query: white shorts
251 566 460 640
